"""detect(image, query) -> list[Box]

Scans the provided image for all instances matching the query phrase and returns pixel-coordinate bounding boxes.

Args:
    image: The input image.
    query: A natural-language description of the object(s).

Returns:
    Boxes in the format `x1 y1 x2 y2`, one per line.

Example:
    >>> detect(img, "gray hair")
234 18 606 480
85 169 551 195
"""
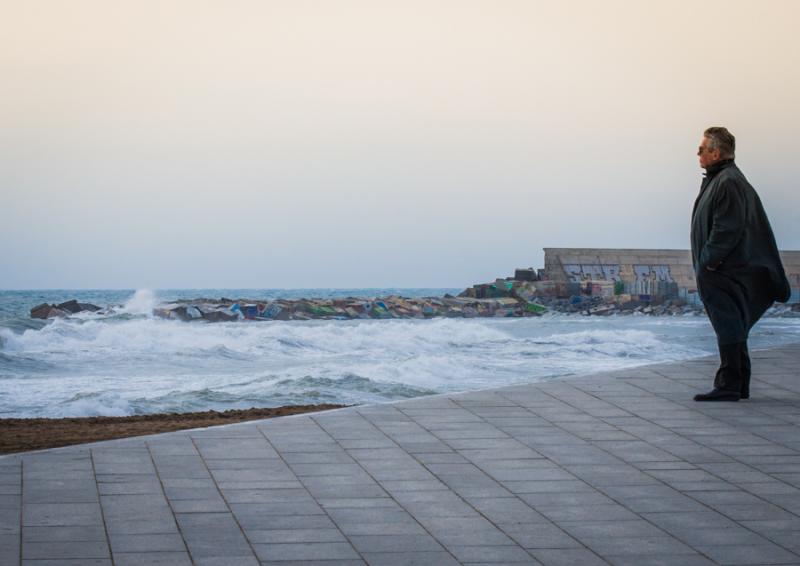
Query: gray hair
704 126 736 159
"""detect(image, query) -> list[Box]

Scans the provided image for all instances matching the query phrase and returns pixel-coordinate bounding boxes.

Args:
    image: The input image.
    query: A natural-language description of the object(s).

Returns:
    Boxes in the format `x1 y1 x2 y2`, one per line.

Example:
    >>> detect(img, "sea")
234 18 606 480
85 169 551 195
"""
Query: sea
1 289 799 419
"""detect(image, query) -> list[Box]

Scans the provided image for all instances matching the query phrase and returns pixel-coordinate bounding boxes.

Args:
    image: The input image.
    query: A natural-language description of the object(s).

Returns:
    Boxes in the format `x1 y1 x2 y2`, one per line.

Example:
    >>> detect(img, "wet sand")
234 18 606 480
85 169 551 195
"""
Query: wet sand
0 404 347 455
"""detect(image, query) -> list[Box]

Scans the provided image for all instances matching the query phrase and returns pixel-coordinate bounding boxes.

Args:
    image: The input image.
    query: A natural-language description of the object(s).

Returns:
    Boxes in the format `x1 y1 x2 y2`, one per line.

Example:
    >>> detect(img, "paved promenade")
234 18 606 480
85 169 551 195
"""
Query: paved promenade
3 343 800 566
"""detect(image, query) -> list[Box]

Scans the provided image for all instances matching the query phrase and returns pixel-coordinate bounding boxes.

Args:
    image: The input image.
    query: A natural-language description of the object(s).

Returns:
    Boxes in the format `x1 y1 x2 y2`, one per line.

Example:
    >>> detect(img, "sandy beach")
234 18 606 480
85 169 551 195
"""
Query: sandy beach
0 404 346 454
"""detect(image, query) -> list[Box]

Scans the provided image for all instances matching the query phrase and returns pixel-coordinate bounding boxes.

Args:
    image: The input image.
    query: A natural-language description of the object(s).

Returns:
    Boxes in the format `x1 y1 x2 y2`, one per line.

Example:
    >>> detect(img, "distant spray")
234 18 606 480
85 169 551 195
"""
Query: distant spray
120 289 157 316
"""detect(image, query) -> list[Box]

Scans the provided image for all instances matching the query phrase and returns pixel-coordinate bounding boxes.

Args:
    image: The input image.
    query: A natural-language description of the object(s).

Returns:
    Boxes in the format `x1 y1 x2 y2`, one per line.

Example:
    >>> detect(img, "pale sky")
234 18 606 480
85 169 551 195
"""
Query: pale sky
2 0 798 289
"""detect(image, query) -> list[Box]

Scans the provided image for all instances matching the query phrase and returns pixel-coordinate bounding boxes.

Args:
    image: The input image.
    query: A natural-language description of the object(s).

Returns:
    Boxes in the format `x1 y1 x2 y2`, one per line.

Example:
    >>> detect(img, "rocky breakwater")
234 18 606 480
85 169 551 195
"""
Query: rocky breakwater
151 295 549 322
461 277 800 318
30 300 102 319
29 287 799 323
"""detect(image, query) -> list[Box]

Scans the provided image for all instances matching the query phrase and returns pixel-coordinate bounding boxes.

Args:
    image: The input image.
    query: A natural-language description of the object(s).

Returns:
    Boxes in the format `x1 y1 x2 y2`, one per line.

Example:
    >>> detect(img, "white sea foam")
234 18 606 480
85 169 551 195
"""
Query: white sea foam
119 288 158 316
1 313 799 417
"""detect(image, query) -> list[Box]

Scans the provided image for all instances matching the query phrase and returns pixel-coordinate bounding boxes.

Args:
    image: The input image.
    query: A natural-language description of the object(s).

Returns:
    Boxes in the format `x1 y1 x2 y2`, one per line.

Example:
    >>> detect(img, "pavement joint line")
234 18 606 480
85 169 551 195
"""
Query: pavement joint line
499 352 800 561
254 414 369 564
399 394 602 564
17 459 23 565
139 437 193 564
312 408 530 561
88 448 114 565
186 434 261 563
324 411 472 562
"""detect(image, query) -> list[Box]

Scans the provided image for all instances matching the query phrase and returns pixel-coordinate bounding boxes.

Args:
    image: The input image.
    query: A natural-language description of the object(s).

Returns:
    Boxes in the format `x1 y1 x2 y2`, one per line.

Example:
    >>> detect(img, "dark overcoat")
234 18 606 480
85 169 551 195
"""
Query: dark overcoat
691 160 790 345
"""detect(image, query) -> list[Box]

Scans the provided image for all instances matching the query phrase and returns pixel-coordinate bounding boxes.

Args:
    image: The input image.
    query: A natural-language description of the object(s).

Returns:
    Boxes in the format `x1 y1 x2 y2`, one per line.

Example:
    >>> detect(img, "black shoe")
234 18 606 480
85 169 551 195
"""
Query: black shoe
740 389 750 400
694 388 740 402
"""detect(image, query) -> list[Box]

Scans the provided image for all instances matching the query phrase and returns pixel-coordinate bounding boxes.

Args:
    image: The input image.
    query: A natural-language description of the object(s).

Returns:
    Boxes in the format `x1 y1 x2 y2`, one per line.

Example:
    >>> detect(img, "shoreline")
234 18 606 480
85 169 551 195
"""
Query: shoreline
0 404 347 455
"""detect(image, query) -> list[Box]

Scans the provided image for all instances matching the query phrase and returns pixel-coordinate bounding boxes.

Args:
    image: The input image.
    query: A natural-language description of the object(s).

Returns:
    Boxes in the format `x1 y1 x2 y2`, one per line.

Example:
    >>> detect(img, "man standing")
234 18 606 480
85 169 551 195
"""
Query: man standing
691 127 790 401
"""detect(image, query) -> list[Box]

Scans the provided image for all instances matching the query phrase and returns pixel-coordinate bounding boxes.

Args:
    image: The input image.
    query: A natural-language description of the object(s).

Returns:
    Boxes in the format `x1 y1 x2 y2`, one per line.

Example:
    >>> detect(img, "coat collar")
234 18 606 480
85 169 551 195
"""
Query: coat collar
703 159 735 180
694 159 735 219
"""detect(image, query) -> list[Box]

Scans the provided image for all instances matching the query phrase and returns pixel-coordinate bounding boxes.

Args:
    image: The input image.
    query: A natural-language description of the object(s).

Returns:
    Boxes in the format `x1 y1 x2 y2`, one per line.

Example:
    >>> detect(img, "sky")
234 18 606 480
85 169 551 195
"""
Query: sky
2 0 798 289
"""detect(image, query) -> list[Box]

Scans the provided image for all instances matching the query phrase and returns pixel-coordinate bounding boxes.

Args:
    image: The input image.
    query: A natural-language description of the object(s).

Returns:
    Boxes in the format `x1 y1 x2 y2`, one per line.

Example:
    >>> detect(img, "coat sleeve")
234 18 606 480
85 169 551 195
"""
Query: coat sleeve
698 178 746 270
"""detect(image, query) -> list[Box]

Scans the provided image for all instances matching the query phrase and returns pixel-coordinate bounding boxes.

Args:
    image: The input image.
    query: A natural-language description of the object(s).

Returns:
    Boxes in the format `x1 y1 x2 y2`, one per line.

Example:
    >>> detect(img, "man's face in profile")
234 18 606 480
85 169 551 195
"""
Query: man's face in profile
697 136 721 169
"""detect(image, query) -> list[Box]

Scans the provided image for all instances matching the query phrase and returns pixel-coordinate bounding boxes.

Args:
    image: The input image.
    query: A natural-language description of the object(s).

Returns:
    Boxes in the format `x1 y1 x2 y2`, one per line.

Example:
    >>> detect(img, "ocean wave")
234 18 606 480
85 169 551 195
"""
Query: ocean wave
276 373 438 397
56 391 134 418
2 313 797 418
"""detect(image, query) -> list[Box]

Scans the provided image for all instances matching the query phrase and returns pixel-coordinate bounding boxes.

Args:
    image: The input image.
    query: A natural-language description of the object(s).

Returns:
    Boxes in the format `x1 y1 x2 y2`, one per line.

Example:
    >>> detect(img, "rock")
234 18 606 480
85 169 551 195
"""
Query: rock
201 309 239 323
185 306 202 319
525 302 547 315
30 303 53 319
56 300 83 313
31 301 100 319
514 268 537 281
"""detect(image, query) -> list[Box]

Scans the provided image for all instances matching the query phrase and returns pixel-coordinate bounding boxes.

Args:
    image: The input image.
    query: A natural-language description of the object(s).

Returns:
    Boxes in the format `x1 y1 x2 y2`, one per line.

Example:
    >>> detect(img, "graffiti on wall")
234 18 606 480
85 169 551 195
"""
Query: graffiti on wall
633 265 673 283
562 264 676 297
563 264 621 283
632 265 675 296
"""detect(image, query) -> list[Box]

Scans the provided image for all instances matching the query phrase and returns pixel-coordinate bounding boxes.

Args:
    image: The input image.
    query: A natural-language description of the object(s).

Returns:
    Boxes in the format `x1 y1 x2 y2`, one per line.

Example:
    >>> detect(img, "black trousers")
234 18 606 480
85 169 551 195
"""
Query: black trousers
713 341 751 395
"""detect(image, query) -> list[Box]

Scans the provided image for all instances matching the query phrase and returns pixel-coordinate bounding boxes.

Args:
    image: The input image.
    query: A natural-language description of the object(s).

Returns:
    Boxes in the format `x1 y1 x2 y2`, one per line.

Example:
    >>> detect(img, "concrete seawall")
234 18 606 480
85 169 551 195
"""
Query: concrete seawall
543 247 800 303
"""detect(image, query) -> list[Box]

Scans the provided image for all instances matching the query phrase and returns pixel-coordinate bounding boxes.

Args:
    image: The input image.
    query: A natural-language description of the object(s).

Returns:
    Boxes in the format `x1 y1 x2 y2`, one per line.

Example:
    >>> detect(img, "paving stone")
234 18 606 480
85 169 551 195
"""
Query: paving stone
349 534 444 552
193 557 260 566
566 464 660 486
174 512 242 535
528 547 611 565
579 535 696 557
229 501 324 517
0 533 19 563
665 526 770 546
169 499 229 513
22 540 110 560
21 560 111 566
411 452 467 464
713 502 799 522
104 518 180 535
447 544 537 563
397 496 478 518
182 536 254 558
24 525 107 542
330 505 423 523
253 542 360 561
618 495 709 513
379 480 450 493
467 496 549 524
361 551 460 565
337 521 428 535
558 519 669 540
318 497 398 509
305 482 388 499
536 503 640 523
503 480 595 494
283 451 358 464
112 551 193 565
0 507 20 534
418 516 515 546
23 503 103 527
109 533 186 553
502 523 583 549
643 511 740 532
603 554 717 565
519 490 614 508
244 527 347 543
98 482 162 496
695 543 800 564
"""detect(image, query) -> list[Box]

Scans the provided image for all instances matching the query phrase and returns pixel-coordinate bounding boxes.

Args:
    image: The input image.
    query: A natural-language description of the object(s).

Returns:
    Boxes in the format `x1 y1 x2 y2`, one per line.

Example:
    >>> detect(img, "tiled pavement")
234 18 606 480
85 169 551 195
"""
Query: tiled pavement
2 343 800 565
